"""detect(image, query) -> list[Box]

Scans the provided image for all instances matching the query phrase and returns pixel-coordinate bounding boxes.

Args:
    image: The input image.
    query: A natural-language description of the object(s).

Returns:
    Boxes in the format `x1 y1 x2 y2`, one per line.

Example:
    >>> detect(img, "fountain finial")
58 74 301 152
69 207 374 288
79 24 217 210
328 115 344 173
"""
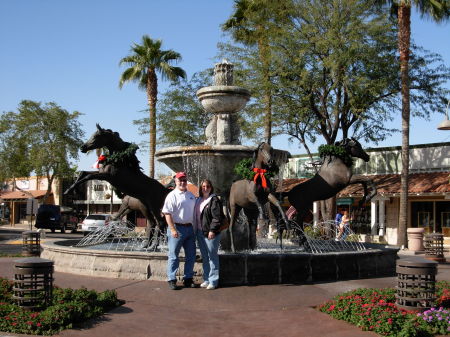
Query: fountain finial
214 60 234 86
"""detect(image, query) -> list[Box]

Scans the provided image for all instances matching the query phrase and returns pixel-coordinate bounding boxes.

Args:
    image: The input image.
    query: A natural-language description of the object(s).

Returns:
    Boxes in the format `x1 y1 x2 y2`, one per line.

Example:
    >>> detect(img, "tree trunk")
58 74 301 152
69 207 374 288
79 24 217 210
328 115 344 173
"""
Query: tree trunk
397 3 411 248
147 70 158 179
258 38 272 144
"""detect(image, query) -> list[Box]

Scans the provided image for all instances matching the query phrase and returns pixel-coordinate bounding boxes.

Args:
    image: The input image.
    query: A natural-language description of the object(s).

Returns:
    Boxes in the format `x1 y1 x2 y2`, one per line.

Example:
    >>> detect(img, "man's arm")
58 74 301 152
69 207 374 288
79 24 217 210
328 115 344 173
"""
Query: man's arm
164 213 178 238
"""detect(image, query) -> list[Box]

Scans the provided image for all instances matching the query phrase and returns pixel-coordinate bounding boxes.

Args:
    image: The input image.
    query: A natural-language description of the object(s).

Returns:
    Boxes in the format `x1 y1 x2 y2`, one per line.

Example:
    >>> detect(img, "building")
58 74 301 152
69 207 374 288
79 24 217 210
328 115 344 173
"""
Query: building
0 175 124 226
0 176 59 225
283 142 450 245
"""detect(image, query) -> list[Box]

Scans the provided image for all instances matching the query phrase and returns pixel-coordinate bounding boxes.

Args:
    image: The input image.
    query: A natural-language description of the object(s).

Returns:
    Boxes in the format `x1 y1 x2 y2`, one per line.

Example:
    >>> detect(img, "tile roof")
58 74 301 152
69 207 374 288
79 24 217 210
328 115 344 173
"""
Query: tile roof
0 190 50 200
276 172 450 196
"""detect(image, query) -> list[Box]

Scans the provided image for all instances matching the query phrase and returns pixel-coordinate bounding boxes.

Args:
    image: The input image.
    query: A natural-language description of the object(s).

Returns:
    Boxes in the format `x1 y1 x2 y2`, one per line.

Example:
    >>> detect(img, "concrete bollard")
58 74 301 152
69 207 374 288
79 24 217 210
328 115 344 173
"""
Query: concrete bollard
407 228 425 251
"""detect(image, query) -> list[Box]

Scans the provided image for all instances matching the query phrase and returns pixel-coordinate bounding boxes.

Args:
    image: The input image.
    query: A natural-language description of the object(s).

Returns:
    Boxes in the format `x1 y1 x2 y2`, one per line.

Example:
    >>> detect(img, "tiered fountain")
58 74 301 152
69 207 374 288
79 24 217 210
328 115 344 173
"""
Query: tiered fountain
155 60 254 193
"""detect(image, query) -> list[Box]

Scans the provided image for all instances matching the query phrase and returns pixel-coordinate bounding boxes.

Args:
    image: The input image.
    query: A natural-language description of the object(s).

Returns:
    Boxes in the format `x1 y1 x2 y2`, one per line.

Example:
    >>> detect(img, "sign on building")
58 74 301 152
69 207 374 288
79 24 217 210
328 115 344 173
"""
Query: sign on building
26 198 39 215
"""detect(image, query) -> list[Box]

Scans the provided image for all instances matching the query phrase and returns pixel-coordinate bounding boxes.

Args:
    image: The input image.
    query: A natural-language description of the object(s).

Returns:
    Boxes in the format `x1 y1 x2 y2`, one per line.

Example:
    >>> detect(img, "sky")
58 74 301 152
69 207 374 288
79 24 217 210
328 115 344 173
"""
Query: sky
1 0 449 177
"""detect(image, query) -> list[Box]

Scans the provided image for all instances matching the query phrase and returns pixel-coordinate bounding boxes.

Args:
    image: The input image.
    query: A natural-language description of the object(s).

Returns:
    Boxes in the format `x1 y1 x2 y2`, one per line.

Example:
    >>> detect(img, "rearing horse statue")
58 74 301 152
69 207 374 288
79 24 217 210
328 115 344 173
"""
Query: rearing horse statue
221 142 290 252
287 138 377 234
64 124 169 245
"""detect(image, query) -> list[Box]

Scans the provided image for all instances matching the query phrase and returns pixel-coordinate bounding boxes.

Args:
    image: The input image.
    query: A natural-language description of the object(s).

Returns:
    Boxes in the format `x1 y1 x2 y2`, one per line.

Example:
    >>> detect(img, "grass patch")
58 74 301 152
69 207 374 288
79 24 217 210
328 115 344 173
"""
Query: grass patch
318 281 450 336
0 253 23 257
0 277 123 335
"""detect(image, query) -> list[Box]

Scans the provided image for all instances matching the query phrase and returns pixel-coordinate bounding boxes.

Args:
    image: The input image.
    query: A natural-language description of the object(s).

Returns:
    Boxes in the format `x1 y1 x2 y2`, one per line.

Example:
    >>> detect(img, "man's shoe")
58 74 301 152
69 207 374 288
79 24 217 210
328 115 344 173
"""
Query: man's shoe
183 278 197 288
206 284 216 290
200 281 209 288
168 280 179 290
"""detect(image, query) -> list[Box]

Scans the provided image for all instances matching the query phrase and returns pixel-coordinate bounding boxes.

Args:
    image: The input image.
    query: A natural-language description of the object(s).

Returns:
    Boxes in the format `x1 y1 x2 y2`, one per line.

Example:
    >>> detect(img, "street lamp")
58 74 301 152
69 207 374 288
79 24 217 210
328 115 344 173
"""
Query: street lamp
437 99 450 130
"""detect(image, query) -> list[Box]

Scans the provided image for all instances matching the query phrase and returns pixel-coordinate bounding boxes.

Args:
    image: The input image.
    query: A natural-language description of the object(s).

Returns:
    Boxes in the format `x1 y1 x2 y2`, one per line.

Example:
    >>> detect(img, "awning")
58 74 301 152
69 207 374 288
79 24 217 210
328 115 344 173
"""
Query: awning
0 190 50 201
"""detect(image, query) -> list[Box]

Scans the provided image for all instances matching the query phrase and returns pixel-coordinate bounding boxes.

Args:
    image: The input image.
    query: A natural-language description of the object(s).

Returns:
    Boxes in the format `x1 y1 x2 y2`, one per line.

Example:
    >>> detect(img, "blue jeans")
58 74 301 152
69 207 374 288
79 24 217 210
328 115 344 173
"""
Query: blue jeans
196 230 221 287
167 225 196 281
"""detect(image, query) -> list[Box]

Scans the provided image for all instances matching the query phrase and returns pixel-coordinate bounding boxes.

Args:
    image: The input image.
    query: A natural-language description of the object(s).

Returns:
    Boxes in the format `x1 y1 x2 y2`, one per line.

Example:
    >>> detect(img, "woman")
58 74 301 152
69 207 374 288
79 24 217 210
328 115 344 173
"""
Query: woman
336 209 351 241
194 179 222 290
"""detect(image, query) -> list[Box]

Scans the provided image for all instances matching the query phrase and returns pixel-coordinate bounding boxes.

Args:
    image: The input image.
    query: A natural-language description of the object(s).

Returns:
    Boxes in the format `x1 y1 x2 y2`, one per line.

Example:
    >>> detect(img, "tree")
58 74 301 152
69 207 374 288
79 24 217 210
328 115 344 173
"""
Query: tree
219 0 450 221
222 0 289 144
119 35 186 178
0 100 84 203
375 0 450 247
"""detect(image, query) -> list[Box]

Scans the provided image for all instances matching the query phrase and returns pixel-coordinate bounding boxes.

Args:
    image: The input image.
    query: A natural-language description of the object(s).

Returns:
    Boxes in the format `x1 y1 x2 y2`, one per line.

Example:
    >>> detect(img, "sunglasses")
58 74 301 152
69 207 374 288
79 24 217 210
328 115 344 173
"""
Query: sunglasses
178 179 187 182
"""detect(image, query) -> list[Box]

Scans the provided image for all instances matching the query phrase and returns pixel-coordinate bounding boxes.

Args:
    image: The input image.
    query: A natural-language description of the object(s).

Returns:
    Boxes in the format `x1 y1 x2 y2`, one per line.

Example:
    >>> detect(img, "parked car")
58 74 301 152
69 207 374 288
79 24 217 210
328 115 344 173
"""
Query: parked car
35 205 78 233
79 214 112 235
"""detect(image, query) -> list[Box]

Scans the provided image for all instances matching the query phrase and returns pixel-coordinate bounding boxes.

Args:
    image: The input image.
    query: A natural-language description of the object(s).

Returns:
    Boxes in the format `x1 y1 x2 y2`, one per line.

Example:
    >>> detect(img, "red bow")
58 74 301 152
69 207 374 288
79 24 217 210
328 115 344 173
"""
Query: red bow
252 168 268 188
92 155 107 169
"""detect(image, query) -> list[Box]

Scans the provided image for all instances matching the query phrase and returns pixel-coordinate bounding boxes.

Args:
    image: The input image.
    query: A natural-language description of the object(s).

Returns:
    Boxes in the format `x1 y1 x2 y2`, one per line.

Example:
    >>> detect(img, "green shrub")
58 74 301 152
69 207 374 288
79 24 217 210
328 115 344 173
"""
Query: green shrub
0 277 121 335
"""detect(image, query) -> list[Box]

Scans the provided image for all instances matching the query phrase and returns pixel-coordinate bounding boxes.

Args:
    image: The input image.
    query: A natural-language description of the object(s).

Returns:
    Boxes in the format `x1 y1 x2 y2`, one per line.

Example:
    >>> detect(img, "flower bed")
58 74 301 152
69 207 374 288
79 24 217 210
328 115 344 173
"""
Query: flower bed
0 277 122 335
318 281 450 337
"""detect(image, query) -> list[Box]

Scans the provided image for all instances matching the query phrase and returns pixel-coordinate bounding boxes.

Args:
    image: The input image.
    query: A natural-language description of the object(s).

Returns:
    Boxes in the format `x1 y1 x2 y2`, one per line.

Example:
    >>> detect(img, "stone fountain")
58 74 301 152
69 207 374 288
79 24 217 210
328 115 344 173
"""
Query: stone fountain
155 60 253 193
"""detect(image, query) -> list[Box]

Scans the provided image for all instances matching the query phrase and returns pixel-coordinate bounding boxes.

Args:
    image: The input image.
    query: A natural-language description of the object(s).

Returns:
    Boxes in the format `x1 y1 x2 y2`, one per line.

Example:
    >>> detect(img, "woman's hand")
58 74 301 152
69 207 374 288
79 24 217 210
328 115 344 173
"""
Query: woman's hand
208 231 215 240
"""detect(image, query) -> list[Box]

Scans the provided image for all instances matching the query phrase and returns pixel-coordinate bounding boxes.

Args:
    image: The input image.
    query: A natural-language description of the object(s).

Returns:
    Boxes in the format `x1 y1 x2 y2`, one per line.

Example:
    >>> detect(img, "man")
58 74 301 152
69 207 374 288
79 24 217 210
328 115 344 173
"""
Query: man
162 171 197 290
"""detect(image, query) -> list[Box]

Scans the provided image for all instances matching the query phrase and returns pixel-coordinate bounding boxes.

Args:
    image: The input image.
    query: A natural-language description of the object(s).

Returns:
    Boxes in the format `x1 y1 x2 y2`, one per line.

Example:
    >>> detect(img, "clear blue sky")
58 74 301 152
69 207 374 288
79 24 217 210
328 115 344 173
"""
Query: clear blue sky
1 1 449 176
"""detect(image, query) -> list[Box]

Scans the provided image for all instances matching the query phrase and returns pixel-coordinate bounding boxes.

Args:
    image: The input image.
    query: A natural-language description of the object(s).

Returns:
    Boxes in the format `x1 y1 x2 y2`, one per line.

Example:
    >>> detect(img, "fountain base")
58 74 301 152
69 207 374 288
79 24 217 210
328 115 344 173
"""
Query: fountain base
41 240 398 285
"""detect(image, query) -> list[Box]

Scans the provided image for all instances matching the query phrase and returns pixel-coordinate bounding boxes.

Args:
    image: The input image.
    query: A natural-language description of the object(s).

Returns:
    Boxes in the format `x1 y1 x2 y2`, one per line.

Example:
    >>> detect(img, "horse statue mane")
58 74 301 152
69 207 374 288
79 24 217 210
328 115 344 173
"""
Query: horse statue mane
94 125 142 172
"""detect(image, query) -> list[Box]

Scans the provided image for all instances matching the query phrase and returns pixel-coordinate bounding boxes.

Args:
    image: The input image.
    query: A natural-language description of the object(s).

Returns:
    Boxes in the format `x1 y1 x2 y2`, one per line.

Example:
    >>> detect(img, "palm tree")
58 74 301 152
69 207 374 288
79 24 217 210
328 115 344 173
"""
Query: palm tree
376 0 450 247
119 35 186 178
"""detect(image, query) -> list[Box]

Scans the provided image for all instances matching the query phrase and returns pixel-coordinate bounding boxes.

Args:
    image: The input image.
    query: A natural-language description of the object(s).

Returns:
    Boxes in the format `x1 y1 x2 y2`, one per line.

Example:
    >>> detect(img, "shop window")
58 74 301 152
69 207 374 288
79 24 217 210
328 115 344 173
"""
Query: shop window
417 211 431 227
441 212 450 228
94 184 105 191
411 201 433 228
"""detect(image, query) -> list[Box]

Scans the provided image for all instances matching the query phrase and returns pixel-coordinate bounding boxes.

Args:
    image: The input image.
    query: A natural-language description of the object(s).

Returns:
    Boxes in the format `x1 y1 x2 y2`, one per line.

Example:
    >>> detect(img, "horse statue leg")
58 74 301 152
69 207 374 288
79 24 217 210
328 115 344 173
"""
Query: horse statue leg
64 171 89 195
348 176 377 206
229 203 240 253
111 196 131 221
64 171 110 195
267 193 290 230
244 209 258 250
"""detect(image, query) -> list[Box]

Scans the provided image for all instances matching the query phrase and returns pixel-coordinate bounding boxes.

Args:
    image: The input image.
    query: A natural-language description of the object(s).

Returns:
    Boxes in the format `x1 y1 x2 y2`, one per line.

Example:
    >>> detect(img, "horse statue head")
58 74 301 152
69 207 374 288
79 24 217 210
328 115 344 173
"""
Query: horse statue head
335 137 370 162
81 124 123 153
252 142 275 169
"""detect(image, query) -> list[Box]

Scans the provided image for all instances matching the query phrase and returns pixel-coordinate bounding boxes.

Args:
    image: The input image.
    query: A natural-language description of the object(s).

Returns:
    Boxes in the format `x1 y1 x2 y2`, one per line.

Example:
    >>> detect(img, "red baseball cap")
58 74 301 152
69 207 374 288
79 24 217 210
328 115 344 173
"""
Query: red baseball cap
175 172 187 179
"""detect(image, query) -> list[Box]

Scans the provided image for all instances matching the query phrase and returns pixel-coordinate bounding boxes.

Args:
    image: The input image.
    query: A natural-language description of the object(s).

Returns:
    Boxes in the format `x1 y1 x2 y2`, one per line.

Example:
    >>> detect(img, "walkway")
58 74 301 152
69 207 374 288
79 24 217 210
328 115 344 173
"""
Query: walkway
0 254 449 337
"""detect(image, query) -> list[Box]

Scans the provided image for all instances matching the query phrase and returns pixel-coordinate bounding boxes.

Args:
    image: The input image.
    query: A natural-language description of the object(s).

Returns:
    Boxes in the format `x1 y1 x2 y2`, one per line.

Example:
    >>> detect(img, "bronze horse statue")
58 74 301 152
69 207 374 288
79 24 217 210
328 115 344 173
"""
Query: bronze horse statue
221 142 290 252
112 179 175 223
64 124 169 246
287 138 376 240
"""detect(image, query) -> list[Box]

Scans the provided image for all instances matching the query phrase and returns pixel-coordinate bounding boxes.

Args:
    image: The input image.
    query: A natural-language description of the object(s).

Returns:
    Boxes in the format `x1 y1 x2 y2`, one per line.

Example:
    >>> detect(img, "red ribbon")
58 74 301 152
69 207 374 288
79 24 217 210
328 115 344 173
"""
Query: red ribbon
252 168 268 188
93 155 107 169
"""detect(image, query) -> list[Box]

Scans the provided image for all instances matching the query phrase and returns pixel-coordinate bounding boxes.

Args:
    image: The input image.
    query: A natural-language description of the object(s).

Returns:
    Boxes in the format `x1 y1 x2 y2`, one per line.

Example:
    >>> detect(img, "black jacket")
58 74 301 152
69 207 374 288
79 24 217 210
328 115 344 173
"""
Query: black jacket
199 195 222 236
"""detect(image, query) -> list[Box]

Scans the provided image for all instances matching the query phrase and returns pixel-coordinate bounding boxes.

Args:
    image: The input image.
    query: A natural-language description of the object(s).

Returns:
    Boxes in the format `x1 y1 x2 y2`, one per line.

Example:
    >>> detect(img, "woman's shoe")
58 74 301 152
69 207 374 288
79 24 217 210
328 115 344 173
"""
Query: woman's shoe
200 281 209 288
206 284 216 290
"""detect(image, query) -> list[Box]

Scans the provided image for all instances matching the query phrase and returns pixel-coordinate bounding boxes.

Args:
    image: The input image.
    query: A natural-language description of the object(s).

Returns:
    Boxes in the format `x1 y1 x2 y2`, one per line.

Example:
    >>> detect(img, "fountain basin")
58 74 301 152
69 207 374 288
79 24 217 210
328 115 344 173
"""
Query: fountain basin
41 240 398 285
156 144 254 193
196 86 250 113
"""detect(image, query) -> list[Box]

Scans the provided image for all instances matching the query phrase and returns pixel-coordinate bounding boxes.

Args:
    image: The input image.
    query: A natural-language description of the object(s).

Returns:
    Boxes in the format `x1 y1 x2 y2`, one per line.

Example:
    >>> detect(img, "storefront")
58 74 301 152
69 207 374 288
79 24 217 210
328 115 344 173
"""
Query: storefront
0 190 51 225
